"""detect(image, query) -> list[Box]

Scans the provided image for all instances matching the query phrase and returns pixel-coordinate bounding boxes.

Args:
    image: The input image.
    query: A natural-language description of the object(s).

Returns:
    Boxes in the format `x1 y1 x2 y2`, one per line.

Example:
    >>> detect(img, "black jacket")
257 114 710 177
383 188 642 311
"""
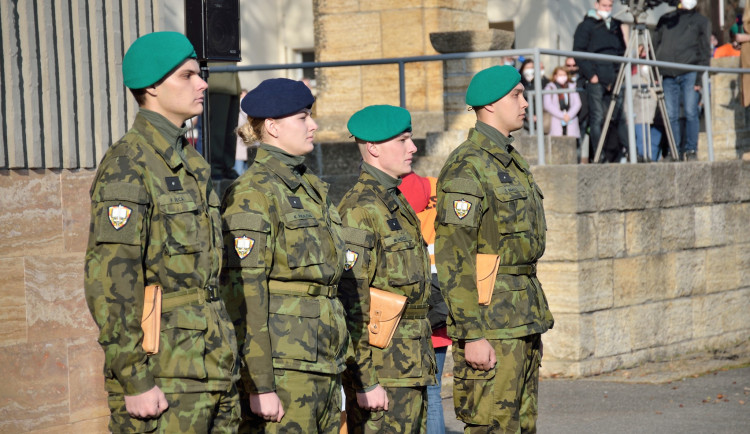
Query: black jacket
573 15 626 88
654 9 711 85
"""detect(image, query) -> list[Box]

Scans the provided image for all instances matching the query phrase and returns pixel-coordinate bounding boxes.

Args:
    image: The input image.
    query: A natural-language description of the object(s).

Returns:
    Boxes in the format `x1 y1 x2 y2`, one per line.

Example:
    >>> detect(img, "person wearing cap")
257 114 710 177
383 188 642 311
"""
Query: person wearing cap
337 104 436 432
434 65 554 433
219 78 349 432
84 31 240 432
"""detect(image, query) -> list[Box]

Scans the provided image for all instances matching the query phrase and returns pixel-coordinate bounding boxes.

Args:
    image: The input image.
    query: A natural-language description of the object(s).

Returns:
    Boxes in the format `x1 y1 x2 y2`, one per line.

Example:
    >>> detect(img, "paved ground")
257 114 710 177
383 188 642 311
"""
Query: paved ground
441 342 750 433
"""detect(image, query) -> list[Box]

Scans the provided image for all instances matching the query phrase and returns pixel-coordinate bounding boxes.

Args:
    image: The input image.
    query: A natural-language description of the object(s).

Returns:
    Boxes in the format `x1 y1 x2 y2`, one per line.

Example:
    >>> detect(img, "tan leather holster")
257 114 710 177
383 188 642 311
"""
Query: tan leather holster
476 254 500 306
141 284 162 355
368 287 407 349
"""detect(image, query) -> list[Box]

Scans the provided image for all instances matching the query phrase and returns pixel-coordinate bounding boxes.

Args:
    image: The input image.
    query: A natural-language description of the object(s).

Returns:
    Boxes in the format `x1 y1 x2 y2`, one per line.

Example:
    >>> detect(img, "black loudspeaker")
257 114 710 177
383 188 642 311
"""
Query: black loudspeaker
185 0 241 62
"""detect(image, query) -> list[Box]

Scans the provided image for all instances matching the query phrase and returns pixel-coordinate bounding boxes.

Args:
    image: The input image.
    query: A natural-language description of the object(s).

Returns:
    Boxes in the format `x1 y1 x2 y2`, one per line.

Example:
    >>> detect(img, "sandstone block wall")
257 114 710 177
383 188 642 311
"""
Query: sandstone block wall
312 0 489 141
534 161 750 377
0 169 108 433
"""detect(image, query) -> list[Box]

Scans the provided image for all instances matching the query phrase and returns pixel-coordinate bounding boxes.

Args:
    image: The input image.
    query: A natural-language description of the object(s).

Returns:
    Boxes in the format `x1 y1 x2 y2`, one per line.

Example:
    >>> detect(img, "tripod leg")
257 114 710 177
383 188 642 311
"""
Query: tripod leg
643 31 679 159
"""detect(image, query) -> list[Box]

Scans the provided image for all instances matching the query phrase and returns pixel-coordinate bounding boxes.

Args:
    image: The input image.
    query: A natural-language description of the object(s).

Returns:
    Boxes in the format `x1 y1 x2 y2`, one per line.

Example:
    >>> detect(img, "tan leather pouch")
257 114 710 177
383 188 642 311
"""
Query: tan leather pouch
368 287 407 349
476 254 500 306
141 284 162 355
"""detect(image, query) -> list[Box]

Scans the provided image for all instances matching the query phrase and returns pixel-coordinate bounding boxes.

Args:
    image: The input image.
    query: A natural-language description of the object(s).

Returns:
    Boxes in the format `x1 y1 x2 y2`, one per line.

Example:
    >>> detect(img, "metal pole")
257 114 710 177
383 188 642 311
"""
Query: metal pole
624 59 637 163
528 96 535 135
200 61 211 165
702 71 714 161
399 61 406 108
533 49 546 165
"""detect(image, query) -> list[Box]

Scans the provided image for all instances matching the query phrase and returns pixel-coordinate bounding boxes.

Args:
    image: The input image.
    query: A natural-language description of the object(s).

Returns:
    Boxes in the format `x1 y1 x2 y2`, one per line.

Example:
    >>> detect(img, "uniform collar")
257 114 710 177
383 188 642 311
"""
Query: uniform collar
360 163 401 214
471 121 529 172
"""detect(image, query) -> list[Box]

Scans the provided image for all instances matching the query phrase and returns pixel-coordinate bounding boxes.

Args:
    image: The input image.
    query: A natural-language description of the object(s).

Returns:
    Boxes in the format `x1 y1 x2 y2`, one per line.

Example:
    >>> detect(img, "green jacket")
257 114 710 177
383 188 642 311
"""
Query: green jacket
434 125 554 341
338 164 436 390
220 145 349 395
84 112 238 396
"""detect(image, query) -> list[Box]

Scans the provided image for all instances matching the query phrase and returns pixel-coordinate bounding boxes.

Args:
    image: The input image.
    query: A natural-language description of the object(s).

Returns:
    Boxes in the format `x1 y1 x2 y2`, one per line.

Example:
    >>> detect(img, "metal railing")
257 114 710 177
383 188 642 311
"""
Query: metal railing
212 48 750 165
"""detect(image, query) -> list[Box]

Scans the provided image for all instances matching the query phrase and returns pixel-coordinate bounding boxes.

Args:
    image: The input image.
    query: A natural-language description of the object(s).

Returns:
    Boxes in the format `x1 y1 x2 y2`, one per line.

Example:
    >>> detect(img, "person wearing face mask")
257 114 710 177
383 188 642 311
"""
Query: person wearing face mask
573 0 629 163
654 0 711 161
543 67 582 139
519 59 550 134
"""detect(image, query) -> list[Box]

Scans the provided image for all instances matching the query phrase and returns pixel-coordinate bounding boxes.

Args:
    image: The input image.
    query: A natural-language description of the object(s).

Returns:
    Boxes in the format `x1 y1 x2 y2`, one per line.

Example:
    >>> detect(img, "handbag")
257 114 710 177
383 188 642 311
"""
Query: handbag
476 254 500 305
141 284 162 354
368 287 407 349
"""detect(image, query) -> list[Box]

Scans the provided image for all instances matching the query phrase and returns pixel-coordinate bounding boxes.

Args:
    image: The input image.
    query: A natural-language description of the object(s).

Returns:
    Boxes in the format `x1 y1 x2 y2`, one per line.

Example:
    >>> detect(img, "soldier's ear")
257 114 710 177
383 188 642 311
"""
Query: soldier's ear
265 118 279 138
366 142 380 158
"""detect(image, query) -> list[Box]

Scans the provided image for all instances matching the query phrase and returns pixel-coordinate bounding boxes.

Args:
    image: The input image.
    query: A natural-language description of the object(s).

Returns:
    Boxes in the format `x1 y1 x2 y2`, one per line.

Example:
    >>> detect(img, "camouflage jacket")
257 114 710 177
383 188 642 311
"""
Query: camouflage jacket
338 164 436 389
220 145 349 395
434 126 554 341
84 112 238 396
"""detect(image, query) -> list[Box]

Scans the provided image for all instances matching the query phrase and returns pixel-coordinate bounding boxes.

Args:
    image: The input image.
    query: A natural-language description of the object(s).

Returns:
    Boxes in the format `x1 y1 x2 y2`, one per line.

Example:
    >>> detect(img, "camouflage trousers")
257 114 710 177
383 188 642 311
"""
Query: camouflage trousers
107 385 240 433
343 385 427 434
452 334 542 434
240 369 342 433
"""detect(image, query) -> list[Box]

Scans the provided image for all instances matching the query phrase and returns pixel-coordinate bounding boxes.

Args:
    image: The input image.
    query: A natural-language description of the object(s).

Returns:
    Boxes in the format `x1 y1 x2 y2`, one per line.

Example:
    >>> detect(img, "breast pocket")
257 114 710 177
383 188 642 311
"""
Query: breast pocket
493 185 532 234
382 234 422 287
281 212 327 269
268 295 320 362
159 193 202 255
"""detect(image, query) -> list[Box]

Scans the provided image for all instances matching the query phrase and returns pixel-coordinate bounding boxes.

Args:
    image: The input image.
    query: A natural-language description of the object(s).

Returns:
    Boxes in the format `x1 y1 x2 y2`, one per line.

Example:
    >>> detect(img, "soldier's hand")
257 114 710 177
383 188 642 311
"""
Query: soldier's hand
249 391 285 423
124 385 169 419
464 338 497 371
356 385 389 412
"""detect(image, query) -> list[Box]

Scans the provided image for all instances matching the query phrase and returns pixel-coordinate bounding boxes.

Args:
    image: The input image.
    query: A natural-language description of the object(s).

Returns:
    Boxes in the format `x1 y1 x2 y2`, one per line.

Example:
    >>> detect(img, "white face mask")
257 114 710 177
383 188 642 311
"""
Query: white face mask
598 10 611 19
522 69 535 81
555 75 568 85
504 59 515 67
540 68 546 77
640 65 650 77
681 0 697 9
571 73 580 82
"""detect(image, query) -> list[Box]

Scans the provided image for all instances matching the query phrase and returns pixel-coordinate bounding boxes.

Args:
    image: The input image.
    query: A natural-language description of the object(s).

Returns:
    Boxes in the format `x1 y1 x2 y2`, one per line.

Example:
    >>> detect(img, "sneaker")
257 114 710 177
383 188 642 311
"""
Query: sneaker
685 151 698 161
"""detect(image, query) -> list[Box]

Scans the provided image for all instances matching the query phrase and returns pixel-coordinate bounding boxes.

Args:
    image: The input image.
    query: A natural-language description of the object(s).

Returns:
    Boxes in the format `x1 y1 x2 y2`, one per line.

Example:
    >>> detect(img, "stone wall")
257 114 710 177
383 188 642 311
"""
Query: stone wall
534 161 750 377
312 0 490 141
0 169 108 433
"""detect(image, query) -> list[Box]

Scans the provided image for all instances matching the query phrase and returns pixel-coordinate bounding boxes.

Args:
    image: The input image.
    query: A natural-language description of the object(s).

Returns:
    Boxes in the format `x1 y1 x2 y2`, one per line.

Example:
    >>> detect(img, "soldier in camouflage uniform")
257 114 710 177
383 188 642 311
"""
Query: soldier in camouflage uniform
84 32 239 433
338 105 436 433
434 65 555 433
220 78 349 433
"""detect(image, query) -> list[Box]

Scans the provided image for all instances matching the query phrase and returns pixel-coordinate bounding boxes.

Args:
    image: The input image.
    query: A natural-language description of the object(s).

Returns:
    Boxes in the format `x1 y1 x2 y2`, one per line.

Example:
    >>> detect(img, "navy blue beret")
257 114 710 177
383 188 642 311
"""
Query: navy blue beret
241 78 315 119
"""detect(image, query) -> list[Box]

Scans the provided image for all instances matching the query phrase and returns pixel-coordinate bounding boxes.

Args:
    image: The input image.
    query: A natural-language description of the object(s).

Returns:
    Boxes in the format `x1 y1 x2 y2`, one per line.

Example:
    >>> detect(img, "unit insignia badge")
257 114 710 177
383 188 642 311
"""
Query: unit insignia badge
453 199 472 219
235 236 255 259
344 249 359 271
108 204 132 230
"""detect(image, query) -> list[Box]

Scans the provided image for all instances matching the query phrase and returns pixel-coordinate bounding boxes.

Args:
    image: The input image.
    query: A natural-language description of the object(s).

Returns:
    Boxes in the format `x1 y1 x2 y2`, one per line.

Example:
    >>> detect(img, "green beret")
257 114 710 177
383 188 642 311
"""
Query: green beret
347 105 412 142
465 65 521 107
122 32 197 89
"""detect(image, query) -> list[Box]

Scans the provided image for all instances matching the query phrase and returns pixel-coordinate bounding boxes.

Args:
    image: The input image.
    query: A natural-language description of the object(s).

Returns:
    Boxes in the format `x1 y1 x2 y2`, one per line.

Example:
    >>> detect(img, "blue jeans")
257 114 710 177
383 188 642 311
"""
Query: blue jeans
635 123 662 161
427 346 447 434
662 72 700 155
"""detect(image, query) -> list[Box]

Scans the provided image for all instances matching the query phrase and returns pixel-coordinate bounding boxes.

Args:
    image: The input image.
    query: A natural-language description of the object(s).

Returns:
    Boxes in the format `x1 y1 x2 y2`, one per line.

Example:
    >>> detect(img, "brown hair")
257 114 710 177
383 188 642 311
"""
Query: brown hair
551 66 569 80
237 116 266 145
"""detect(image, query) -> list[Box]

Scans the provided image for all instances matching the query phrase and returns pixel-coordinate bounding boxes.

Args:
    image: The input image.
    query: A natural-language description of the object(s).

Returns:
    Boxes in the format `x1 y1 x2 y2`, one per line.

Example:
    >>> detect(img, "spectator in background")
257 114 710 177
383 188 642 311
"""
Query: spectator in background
399 171 449 434
543 66 582 140
519 58 550 134
654 0 711 161
714 26 741 58
573 0 629 163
